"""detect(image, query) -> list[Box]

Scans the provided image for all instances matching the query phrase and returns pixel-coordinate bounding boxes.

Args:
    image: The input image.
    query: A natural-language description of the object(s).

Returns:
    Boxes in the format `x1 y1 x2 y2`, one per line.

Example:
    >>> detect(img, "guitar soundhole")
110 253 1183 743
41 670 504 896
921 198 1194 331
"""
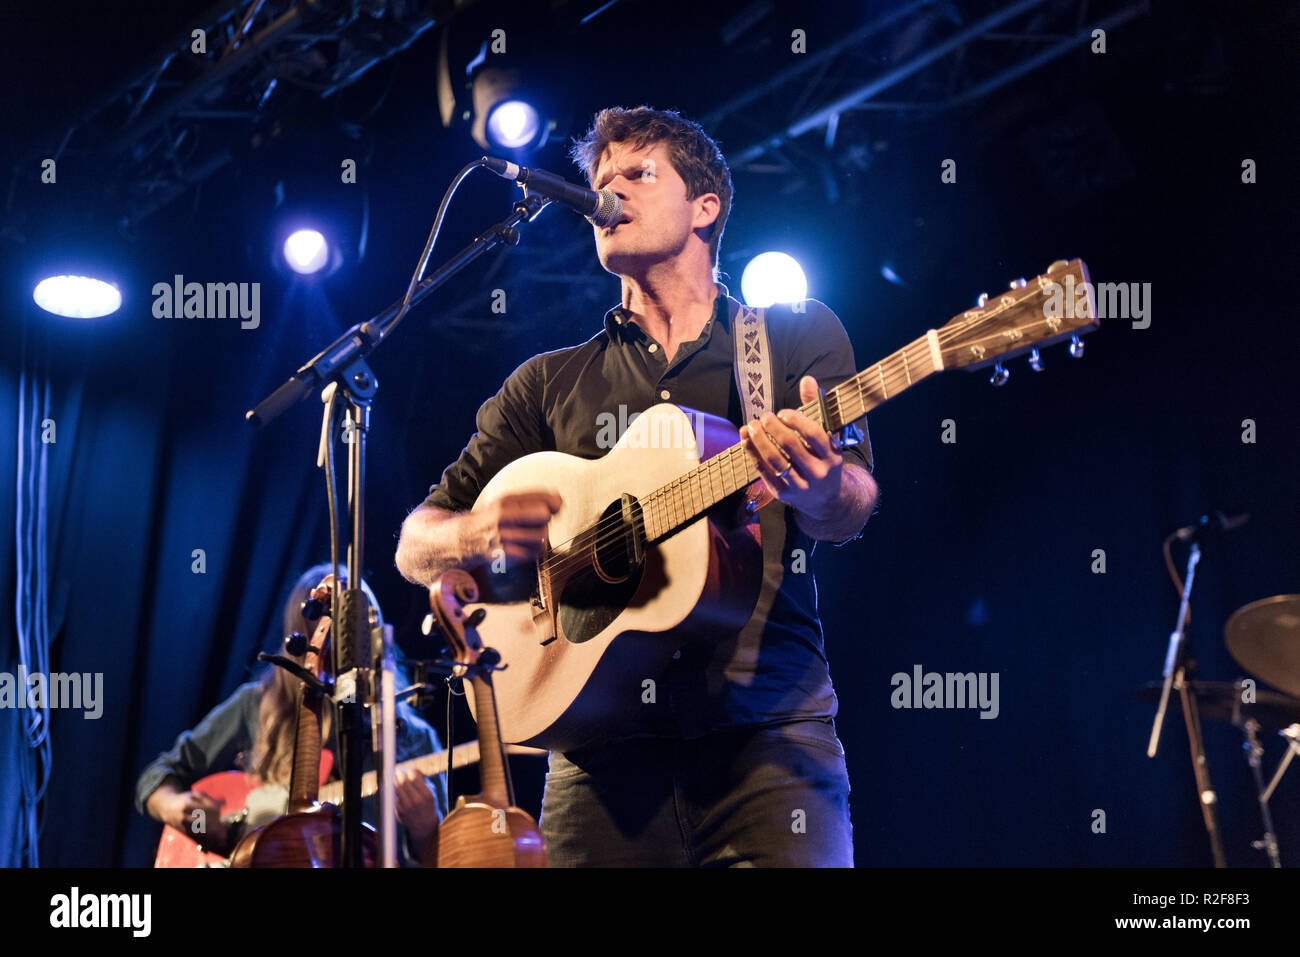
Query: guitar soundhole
592 500 635 583
557 498 646 644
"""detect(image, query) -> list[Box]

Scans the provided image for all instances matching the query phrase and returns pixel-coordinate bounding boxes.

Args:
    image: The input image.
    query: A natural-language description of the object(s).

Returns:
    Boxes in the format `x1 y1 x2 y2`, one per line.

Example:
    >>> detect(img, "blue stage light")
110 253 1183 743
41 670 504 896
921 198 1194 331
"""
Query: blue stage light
32 275 121 318
283 229 329 275
741 252 808 307
486 100 542 150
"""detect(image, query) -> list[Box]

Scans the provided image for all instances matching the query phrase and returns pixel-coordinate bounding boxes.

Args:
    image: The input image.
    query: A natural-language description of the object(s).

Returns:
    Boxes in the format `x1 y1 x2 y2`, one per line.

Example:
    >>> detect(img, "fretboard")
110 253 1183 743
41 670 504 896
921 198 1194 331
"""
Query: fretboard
639 329 943 542
317 742 545 805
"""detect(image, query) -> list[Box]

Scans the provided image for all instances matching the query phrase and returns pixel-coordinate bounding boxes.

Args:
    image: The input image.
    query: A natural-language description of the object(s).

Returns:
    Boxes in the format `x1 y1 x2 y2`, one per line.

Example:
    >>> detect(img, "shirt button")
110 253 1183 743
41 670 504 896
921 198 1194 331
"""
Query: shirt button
648 343 658 353
660 389 671 400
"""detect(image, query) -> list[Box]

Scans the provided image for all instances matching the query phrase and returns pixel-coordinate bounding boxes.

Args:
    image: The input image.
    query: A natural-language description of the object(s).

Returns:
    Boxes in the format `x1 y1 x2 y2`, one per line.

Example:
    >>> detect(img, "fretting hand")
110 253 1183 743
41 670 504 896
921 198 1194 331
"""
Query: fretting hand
739 375 844 521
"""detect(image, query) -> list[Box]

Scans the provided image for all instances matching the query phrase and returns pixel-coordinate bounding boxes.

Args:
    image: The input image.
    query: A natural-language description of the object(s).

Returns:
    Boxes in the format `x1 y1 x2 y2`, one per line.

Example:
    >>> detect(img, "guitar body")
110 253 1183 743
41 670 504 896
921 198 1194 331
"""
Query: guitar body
228 807 377 868
152 771 260 868
463 404 764 751
153 756 336 868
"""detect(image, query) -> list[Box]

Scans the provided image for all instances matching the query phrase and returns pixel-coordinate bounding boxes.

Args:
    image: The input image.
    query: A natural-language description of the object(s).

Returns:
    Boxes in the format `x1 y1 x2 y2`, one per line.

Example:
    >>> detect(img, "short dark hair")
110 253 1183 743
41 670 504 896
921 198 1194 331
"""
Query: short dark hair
569 106 733 273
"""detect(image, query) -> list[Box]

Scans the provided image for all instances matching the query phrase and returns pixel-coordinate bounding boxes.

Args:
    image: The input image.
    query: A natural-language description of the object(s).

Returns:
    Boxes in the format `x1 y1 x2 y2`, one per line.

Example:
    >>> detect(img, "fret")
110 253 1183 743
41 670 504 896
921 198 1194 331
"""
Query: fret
877 364 888 399
901 346 911 385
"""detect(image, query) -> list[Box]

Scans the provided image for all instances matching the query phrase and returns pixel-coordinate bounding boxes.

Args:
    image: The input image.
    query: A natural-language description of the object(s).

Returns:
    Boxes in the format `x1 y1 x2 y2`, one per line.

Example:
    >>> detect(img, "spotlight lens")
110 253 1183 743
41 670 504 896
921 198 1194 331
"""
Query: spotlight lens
487 100 541 150
33 275 121 318
741 252 808 307
284 229 329 274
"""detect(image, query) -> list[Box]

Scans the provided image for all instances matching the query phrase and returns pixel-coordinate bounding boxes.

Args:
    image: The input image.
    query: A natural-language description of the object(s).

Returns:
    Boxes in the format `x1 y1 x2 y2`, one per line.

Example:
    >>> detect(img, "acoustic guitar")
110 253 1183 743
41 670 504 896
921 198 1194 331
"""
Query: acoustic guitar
448 259 1099 751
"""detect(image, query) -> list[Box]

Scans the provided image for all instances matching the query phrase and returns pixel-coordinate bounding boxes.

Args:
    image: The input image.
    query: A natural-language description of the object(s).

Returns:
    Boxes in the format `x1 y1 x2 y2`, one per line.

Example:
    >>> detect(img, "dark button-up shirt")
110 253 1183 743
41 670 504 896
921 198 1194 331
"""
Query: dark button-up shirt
423 288 872 738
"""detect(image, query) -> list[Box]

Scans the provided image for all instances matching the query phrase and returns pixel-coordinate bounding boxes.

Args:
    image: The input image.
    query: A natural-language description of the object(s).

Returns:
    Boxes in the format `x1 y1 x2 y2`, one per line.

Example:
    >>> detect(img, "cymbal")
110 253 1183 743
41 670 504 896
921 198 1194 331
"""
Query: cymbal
1138 680 1300 731
1225 595 1300 698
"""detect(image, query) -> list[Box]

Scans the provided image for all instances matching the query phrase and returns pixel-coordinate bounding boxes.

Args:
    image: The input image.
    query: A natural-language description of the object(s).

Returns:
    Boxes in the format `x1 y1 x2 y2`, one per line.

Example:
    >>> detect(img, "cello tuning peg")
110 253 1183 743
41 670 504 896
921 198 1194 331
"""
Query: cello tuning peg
421 612 436 636
301 597 326 621
465 608 487 628
1009 277 1027 289
1028 348 1044 372
976 292 989 308
284 632 308 656
1068 334 1085 358
989 362 1010 387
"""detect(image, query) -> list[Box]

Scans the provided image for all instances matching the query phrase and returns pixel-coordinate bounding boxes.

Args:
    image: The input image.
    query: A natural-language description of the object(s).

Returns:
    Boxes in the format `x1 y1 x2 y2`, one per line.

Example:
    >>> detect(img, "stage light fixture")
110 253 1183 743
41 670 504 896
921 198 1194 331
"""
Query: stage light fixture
741 252 808 307
283 229 330 275
32 275 122 318
470 68 548 152
486 99 542 150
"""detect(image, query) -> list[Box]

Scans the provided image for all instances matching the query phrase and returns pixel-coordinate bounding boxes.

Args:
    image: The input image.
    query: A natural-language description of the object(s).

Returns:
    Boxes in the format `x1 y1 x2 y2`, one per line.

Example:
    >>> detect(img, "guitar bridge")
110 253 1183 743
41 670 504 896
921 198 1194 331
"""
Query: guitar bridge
532 556 558 645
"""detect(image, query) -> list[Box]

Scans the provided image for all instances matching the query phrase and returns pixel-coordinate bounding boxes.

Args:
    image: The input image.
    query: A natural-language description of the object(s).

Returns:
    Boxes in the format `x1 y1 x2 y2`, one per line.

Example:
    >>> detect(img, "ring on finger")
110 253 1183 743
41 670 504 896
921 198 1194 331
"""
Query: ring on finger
764 431 793 463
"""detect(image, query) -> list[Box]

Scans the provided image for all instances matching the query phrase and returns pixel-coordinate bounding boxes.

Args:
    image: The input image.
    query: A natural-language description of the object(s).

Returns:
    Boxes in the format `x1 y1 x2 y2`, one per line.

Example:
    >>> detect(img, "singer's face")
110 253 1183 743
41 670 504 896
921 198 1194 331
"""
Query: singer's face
591 142 715 275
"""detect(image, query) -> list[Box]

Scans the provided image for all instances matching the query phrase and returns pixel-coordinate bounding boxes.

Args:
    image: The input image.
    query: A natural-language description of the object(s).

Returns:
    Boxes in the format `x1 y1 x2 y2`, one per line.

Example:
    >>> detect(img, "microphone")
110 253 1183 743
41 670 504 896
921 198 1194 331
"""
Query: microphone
1173 510 1251 542
480 156 623 229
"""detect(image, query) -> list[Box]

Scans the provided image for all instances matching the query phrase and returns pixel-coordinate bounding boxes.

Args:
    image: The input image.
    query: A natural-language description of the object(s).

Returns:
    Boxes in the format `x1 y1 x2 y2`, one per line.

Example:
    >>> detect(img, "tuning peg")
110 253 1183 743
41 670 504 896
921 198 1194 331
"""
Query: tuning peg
284 631 308 656
1068 334 1085 358
421 612 436 636
1009 277 1027 289
1028 348 1044 372
989 363 1009 387
301 596 327 621
976 292 988 308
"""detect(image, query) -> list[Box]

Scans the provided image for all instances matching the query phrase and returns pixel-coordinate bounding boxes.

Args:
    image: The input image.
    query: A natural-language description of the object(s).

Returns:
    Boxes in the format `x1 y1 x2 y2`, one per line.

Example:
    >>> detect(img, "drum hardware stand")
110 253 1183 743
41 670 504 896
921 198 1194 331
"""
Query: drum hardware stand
1244 721 1300 868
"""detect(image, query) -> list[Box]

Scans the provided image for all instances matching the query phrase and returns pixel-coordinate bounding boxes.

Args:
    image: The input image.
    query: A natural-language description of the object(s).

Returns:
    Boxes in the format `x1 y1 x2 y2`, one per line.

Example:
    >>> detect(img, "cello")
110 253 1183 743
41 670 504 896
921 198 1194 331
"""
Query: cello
229 577 379 867
421 570 547 867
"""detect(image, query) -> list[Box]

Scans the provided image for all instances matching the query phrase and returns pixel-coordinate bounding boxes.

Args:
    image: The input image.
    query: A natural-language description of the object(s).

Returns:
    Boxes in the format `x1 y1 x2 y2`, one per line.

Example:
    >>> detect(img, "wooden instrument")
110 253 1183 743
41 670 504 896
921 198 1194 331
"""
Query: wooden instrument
447 259 1100 751
421 570 547 867
229 577 379 867
153 741 544 867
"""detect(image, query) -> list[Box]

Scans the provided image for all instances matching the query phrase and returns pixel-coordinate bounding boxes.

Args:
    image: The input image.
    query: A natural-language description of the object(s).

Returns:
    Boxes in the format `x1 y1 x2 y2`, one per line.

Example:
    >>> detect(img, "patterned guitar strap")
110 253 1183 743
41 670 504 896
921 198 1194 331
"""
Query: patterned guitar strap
729 294 774 429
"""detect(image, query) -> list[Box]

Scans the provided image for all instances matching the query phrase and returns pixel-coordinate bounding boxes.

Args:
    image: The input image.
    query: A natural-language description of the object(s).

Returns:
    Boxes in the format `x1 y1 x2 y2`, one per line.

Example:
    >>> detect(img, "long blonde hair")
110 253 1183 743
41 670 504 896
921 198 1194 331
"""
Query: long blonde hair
248 564 381 787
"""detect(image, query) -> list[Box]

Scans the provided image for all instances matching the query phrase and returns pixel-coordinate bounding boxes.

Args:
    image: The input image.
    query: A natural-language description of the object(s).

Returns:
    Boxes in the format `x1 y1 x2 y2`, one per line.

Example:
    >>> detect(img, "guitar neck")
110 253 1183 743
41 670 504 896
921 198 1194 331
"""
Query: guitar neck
317 741 493 806
641 331 941 542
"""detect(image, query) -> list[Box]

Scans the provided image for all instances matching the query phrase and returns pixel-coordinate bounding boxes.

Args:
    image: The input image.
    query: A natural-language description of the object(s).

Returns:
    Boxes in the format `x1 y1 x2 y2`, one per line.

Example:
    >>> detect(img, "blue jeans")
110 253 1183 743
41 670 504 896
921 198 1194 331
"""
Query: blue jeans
539 718 853 867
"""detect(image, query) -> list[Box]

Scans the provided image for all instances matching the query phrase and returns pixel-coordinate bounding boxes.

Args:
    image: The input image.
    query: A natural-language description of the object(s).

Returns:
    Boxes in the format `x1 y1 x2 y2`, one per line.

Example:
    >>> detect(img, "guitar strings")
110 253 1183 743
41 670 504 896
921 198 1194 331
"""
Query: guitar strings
535 310 1066 579
535 343 919 578
535 313 1056 579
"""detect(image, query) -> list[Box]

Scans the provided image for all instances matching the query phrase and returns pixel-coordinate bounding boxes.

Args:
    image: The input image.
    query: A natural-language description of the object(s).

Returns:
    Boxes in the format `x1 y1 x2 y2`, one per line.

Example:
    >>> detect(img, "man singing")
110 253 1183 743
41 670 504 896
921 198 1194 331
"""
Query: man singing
396 106 877 866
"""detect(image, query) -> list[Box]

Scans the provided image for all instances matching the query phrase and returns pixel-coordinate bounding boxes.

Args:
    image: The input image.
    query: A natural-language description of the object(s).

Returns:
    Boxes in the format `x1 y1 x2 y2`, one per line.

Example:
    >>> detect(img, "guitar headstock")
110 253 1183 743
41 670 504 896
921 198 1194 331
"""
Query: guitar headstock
939 259 1099 373
424 570 483 675
298 577 336 679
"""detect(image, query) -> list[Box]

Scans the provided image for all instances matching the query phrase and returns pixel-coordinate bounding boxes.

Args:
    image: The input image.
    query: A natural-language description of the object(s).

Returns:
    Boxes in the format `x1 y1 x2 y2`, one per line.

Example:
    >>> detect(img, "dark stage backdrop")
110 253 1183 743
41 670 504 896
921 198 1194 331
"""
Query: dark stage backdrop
2 2 1297 867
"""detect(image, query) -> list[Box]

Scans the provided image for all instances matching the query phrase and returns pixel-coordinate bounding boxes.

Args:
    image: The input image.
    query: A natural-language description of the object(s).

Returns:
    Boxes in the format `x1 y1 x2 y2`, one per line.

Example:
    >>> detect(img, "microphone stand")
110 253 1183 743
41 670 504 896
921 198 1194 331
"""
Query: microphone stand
1145 540 1227 867
247 189 551 867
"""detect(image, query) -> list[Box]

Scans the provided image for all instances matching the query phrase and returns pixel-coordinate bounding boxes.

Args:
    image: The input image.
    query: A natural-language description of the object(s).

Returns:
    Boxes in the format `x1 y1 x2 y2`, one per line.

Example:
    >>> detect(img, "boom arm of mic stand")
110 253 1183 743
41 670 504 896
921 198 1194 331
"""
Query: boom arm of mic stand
245 194 549 429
